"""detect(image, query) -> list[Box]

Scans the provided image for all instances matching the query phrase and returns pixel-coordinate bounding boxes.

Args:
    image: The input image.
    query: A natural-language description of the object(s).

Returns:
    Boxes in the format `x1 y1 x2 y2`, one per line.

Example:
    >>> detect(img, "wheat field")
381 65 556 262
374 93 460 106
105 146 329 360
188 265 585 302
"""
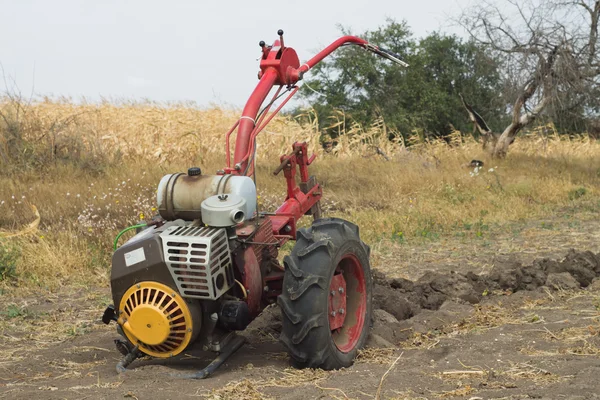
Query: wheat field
1 99 599 291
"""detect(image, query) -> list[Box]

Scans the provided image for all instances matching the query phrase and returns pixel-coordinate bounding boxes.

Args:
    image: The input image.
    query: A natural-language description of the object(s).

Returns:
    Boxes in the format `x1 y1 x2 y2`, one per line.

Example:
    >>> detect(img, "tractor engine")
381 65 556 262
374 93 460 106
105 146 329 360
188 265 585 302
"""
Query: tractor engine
106 168 280 359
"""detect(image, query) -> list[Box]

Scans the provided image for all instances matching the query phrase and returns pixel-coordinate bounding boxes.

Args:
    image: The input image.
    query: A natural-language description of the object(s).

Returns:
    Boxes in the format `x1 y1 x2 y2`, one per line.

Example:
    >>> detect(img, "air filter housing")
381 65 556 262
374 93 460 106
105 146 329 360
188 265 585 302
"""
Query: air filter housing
201 194 246 227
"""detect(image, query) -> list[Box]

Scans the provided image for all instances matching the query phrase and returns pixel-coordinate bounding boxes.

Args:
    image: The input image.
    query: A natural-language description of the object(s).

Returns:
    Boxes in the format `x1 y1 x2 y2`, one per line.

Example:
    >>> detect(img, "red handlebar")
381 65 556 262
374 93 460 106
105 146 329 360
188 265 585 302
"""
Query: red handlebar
227 34 393 175
297 36 368 76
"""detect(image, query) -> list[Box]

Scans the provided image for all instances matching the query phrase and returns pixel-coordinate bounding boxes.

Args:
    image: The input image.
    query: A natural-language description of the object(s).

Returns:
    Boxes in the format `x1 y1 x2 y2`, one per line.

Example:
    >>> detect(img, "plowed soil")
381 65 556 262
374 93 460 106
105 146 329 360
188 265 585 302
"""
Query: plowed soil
2 244 600 399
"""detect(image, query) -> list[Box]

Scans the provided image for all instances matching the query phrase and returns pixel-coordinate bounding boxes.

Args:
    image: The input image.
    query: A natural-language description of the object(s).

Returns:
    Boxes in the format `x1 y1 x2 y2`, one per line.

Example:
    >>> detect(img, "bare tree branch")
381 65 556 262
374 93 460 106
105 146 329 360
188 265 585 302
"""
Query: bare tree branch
458 0 599 157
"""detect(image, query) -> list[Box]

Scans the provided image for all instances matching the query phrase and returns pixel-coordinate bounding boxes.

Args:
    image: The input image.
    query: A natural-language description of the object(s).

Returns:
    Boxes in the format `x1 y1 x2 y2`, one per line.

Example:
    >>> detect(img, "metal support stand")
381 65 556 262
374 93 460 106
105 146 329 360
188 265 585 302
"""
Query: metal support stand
116 344 141 374
174 334 246 379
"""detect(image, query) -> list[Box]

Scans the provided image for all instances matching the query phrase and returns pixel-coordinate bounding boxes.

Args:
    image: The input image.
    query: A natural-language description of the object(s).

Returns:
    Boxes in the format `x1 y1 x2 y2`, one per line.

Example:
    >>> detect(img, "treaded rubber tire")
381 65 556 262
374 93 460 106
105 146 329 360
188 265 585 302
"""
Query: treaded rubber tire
278 218 373 369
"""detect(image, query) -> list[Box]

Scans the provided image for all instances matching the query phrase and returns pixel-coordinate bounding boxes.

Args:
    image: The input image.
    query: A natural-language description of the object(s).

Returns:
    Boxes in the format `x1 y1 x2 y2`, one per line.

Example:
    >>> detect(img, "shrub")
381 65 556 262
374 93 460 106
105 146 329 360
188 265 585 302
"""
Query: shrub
0 239 20 280
568 187 587 200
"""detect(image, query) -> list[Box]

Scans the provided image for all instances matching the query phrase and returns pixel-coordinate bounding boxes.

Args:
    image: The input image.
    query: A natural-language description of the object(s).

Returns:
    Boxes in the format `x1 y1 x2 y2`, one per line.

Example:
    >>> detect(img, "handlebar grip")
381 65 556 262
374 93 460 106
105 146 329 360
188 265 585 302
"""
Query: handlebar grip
379 47 403 61
366 44 409 67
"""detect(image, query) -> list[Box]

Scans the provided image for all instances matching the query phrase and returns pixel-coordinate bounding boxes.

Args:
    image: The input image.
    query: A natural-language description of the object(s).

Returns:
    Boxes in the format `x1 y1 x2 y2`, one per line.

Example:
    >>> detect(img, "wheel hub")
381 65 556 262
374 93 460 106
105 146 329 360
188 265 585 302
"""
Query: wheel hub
328 274 347 330
330 254 367 353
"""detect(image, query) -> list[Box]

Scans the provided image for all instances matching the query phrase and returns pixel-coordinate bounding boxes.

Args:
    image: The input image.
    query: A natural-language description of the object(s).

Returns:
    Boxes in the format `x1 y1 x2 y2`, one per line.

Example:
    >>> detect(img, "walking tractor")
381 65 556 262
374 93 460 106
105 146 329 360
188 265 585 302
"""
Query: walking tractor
102 30 407 378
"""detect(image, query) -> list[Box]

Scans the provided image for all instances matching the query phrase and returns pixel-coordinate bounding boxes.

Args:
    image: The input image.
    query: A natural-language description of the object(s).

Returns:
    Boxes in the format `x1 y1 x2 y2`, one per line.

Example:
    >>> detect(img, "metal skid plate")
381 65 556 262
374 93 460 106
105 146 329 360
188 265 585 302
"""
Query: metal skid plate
160 225 234 300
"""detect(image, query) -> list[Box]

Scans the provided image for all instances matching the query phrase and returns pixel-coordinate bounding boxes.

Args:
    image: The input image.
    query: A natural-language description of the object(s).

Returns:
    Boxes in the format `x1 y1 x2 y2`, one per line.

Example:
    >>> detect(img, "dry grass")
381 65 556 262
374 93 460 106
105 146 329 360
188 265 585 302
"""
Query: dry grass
498 362 564 384
0 99 600 292
428 384 476 398
458 304 549 332
201 367 332 399
357 347 399 364
201 379 268 400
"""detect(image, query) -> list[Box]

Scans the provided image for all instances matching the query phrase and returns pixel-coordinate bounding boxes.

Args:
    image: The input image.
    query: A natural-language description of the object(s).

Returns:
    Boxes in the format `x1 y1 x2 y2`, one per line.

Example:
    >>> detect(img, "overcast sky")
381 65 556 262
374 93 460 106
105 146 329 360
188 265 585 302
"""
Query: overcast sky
0 0 471 107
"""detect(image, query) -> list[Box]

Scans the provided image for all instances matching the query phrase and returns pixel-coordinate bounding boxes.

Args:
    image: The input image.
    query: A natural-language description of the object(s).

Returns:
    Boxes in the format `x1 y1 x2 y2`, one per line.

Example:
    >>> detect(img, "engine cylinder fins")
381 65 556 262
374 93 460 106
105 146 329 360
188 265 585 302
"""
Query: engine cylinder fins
117 281 200 358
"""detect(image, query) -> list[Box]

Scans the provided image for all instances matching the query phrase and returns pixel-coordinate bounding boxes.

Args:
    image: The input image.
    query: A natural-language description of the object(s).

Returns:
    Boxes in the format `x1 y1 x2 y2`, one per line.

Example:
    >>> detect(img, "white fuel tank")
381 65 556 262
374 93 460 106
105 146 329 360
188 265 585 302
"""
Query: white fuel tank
156 171 257 222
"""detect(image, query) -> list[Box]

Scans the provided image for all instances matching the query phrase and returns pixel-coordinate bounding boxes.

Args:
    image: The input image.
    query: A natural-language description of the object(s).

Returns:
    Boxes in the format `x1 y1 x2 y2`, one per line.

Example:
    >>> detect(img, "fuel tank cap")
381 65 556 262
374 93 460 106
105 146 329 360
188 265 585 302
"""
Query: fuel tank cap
187 167 201 176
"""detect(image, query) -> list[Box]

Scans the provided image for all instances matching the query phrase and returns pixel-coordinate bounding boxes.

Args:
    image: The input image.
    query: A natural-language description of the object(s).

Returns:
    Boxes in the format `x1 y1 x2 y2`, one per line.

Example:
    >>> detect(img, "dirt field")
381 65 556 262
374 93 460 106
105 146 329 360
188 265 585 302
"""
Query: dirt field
2 93 600 400
2 214 600 400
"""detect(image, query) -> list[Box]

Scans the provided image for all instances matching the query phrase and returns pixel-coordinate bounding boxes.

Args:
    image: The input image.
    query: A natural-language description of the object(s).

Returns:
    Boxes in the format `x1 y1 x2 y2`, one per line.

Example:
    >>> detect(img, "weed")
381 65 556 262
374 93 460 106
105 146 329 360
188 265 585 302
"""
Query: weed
540 221 555 230
4 304 27 318
474 214 490 238
0 239 20 280
568 187 587 200
391 230 405 243
442 184 474 205
391 223 405 243
418 229 439 240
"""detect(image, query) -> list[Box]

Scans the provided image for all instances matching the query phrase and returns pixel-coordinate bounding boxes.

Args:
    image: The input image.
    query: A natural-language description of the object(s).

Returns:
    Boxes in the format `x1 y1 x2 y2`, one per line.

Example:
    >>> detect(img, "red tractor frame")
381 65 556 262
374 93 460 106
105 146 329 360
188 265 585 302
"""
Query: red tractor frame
221 29 406 330
216 30 407 371
107 29 407 378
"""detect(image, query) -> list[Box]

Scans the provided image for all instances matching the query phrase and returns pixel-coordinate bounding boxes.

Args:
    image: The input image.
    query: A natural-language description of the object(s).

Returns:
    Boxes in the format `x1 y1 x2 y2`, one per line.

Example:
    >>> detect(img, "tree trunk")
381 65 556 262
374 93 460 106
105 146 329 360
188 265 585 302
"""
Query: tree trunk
490 123 519 158
587 1 600 65
492 132 515 158
481 132 498 154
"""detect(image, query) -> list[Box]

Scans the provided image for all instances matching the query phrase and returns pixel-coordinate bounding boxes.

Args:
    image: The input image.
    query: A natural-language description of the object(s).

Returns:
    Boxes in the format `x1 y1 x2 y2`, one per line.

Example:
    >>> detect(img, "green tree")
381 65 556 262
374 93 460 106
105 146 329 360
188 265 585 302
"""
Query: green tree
300 20 506 141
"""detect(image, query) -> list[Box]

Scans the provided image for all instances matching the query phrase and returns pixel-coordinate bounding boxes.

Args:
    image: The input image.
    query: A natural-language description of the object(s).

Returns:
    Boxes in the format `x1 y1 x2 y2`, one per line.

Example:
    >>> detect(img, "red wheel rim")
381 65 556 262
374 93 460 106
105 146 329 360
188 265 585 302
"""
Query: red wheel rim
328 253 367 353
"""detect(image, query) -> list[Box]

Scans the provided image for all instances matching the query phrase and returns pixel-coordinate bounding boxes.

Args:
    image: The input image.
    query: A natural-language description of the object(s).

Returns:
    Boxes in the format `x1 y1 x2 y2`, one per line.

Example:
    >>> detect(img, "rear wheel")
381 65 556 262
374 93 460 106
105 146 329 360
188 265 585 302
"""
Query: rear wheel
278 218 372 369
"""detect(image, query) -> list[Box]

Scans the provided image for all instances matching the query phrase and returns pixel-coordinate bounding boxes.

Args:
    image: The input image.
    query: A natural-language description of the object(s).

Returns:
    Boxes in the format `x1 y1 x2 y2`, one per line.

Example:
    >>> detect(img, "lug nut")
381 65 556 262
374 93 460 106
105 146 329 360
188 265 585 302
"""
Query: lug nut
338 287 344 294
330 290 336 296
339 308 345 314
330 311 337 317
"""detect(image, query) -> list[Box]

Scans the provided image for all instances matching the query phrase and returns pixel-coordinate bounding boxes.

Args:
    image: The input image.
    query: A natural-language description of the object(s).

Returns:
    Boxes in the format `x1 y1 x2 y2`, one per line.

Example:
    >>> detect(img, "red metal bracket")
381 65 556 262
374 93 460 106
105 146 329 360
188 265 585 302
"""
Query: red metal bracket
267 142 321 238
258 39 301 86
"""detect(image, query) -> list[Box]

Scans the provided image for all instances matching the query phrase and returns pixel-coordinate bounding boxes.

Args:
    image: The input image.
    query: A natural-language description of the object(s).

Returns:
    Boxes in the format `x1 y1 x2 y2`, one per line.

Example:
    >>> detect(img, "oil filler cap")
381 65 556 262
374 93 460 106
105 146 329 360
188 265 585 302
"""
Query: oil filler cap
187 167 201 176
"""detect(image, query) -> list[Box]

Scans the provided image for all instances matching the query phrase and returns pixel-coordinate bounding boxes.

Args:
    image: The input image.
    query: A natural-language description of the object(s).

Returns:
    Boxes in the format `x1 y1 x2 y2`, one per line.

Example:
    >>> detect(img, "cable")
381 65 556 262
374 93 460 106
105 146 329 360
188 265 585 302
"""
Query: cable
234 279 248 300
255 87 292 122
113 223 147 250
243 87 294 177
243 137 257 176
302 81 327 97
